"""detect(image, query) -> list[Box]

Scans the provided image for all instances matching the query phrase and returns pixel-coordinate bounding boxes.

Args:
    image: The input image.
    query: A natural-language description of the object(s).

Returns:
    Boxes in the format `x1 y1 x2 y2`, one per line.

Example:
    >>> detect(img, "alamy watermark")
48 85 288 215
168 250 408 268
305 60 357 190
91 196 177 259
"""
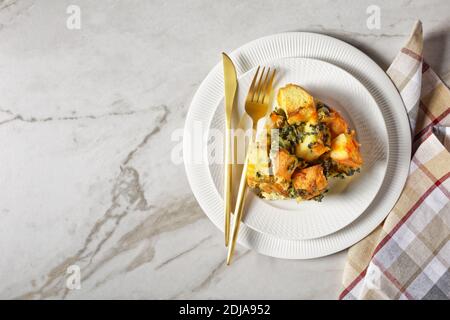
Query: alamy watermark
366 5 381 30
66 264 81 290
66 5 81 30
172 122 283 167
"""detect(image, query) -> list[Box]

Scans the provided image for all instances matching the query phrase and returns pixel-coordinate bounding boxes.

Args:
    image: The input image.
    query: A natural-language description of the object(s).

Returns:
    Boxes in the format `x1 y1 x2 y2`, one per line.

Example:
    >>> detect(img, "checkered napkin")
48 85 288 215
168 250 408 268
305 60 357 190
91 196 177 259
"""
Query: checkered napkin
339 21 450 300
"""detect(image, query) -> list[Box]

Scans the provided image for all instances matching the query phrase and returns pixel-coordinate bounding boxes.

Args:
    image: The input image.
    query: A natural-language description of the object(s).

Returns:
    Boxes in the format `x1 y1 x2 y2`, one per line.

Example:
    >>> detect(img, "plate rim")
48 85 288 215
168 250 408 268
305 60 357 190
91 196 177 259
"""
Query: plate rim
183 31 411 259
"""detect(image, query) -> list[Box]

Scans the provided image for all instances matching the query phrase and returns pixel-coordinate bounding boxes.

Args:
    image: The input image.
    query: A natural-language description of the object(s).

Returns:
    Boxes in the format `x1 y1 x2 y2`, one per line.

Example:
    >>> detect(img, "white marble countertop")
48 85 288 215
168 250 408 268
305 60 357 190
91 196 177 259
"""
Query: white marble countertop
0 0 449 299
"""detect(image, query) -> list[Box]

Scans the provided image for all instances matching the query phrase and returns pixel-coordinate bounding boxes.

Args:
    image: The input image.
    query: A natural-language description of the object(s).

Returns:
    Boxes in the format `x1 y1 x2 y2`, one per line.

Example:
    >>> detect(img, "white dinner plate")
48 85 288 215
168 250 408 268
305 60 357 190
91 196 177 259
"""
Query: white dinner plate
184 32 411 259
207 58 389 240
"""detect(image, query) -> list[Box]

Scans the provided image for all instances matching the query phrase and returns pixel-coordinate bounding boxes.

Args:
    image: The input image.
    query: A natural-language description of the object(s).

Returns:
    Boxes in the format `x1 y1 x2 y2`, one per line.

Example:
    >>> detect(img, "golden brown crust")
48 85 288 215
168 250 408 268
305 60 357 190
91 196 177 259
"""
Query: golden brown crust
272 148 298 182
277 84 317 124
322 109 349 138
292 165 328 200
259 182 289 197
330 131 363 169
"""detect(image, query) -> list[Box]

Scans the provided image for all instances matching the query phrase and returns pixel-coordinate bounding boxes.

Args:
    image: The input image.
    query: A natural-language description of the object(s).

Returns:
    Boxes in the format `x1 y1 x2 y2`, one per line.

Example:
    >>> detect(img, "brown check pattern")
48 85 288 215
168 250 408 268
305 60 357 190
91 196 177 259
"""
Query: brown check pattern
340 21 450 300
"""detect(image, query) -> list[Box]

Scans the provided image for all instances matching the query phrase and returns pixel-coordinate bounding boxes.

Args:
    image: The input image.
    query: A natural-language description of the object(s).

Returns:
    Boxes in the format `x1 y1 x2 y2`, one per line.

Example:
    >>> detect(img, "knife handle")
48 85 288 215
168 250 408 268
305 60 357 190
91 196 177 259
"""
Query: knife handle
227 129 255 264
224 125 232 247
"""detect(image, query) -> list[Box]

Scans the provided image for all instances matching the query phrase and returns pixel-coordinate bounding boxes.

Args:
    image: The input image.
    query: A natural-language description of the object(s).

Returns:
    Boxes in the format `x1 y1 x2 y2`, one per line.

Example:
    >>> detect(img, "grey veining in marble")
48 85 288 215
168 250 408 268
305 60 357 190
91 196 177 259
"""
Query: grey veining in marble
0 0 449 299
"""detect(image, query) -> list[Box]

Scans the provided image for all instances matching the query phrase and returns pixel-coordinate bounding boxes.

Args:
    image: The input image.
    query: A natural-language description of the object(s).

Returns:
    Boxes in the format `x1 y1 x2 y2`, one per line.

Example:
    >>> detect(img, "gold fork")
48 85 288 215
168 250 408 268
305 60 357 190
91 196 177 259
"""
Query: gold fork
226 66 276 265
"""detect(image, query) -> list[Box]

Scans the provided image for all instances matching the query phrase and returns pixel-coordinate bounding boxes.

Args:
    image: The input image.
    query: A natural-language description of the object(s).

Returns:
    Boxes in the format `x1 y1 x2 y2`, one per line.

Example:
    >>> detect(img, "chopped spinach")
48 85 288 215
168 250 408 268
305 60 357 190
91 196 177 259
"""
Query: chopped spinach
288 187 298 198
312 193 325 202
273 107 287 118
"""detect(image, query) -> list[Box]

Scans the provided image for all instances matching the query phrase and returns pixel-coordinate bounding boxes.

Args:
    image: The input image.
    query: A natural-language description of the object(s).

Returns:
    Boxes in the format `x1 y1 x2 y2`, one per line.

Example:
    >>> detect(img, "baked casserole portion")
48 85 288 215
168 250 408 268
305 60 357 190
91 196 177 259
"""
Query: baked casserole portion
247 84 363 202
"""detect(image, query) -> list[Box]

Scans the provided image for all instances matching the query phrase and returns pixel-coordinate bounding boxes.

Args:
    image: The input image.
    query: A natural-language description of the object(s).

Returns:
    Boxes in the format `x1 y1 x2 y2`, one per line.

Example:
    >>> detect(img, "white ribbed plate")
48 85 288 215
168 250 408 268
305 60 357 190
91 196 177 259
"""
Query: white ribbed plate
207 58 389 240
184 32 411 259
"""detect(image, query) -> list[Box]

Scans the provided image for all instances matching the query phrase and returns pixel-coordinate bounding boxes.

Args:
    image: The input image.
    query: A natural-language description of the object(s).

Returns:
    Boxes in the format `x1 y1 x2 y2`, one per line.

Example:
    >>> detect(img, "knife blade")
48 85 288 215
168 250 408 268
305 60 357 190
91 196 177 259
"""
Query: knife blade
222 52 237 247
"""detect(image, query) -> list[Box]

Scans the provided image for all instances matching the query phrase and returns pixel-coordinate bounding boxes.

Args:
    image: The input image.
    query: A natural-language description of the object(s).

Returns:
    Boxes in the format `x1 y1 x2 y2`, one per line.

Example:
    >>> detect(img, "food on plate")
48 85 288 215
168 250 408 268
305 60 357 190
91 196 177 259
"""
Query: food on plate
247 84 363 202
292 165 328 200
277 84 317 124
330 131 363 172
317 102 349 138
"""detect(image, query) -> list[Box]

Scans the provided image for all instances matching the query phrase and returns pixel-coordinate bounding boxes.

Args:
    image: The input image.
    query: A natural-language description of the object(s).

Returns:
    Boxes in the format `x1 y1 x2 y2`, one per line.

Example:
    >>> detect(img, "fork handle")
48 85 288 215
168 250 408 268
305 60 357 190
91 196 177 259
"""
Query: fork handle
224 126 232 247
226 128 255 265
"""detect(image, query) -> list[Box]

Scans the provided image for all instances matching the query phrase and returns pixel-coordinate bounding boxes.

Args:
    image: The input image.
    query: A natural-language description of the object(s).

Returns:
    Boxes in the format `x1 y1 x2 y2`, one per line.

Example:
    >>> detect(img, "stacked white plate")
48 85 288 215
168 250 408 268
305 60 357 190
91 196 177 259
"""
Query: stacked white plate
184 32 411 259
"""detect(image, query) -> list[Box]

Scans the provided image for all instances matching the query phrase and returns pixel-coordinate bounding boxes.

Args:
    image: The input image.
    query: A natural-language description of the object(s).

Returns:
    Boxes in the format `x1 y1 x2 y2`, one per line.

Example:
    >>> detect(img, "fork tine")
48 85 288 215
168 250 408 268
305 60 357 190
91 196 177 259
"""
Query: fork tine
263 69 276 105
253 67 266 102
258 67 271 103
246 66 260 104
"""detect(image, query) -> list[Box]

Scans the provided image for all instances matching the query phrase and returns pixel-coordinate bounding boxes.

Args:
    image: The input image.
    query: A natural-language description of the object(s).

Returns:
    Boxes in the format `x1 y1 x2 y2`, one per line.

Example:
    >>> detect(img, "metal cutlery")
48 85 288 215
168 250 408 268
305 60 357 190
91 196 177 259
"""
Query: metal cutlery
222 53 237 247
226 66 276 265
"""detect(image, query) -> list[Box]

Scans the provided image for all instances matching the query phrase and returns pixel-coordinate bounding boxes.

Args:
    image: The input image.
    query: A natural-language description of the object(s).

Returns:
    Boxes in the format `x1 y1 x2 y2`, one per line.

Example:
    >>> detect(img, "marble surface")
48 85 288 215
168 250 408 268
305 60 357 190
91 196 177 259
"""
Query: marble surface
0 0 449 299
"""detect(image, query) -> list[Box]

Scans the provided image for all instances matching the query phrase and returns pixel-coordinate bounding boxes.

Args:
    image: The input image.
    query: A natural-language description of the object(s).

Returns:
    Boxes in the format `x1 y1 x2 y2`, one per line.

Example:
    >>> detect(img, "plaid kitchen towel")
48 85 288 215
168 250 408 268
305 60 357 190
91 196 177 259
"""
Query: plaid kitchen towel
339 21 450 300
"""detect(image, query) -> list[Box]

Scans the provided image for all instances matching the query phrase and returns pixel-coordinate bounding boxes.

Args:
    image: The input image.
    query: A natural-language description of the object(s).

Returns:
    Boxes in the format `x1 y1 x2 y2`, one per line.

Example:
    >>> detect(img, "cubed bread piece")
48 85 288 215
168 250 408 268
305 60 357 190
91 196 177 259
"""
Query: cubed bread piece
247 145 291 199
277 84 317 124
323 109 349 139
327 111 349 138
271 148 298 183
330 132 363 169
318 104 349 138
292 165 328 200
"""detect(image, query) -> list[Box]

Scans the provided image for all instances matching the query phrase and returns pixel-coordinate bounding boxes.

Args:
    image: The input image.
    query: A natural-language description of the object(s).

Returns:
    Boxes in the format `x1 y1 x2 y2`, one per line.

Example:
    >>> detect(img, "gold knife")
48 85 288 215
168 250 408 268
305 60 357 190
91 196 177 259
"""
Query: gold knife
222 52 237 247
